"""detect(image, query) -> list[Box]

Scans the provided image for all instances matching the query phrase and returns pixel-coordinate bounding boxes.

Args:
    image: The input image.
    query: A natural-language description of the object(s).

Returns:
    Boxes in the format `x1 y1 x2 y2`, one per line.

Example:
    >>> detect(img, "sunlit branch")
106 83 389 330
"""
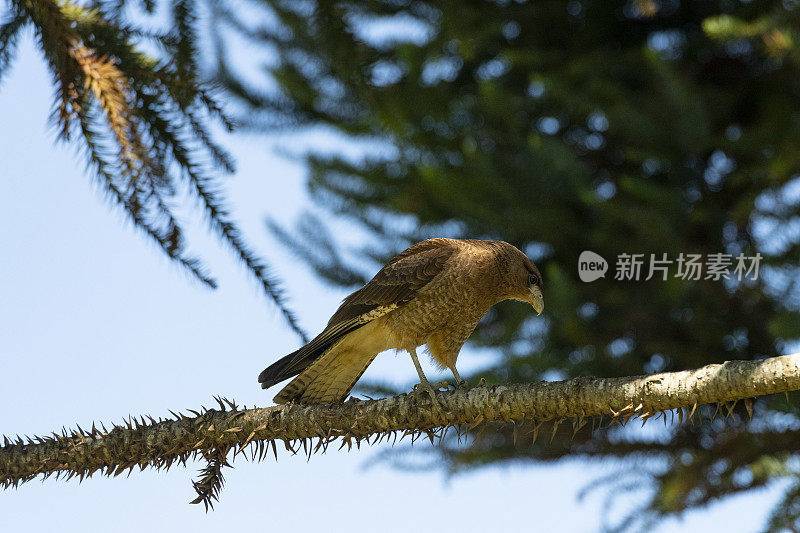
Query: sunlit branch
2 353 799 508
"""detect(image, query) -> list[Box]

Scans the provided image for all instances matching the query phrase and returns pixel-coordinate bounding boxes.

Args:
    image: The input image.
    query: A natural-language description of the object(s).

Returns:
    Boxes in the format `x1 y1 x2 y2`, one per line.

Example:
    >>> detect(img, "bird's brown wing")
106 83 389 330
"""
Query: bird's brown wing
327 238 457 325
258 238 457 390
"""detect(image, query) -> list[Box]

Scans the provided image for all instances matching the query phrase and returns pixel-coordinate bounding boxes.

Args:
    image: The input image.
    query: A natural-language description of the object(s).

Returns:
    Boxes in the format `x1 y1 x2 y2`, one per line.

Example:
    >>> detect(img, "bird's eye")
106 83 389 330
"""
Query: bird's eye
528 274 539 286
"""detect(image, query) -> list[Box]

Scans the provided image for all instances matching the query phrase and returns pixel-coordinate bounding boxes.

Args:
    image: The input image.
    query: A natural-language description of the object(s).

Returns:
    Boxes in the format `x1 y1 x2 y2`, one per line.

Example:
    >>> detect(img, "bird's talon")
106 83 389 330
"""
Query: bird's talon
439 380 466 391
411 381 441 409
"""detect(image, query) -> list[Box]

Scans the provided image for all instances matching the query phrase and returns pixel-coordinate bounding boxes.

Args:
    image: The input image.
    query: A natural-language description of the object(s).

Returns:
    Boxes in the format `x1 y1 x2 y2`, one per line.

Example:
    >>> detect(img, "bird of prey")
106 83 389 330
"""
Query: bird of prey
258 238 544 404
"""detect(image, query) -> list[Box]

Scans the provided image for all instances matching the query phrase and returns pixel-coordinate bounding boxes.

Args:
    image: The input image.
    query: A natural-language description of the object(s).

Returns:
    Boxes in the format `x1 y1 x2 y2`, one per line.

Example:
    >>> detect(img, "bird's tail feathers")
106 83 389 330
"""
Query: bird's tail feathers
259 322 367 390
258 347 311 390
273 349 379 404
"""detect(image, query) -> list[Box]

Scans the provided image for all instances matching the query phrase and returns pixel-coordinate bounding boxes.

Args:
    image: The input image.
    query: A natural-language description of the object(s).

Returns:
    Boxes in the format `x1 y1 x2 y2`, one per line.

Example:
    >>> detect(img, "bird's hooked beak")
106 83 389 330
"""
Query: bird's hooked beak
528 285 544 315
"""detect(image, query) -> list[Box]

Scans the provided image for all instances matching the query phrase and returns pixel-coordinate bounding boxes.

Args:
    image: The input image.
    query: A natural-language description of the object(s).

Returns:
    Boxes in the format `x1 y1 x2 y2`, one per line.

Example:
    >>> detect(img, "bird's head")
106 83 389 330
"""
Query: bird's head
492 242 544 315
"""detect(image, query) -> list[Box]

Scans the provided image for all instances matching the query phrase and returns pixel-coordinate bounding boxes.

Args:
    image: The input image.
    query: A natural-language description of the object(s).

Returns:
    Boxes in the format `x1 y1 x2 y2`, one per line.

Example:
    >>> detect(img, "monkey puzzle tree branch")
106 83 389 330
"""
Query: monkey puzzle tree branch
2 353 800 506
1 0 308 342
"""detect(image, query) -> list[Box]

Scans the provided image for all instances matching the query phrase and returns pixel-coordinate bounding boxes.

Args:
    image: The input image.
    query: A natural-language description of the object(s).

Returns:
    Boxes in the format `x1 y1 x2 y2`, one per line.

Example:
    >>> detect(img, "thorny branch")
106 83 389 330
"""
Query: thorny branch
2 353 800 509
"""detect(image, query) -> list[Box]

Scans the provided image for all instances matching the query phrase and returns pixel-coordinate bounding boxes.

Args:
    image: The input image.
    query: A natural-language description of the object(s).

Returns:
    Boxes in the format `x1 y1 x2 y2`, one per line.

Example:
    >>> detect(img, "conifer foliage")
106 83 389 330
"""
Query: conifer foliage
0 0 306 340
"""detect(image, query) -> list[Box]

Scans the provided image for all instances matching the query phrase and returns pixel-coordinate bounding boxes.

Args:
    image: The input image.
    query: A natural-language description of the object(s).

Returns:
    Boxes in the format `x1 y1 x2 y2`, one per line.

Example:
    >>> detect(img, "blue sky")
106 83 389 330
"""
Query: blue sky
0 31 785 532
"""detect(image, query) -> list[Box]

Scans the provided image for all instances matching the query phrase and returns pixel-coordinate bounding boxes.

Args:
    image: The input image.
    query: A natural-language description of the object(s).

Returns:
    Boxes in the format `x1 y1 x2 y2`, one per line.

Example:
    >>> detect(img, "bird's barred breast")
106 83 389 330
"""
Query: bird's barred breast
383 252 494 352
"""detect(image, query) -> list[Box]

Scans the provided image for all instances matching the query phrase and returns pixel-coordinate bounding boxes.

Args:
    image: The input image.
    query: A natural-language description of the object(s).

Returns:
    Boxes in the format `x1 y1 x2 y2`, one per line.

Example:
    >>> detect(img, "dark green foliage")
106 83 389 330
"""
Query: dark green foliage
210 0 800 528
0 0 307 341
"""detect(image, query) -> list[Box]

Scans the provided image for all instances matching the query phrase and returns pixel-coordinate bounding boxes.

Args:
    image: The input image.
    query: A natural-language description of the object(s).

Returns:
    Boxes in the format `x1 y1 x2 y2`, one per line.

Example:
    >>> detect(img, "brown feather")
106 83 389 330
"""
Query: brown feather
273 319 388 404
326 238 457 325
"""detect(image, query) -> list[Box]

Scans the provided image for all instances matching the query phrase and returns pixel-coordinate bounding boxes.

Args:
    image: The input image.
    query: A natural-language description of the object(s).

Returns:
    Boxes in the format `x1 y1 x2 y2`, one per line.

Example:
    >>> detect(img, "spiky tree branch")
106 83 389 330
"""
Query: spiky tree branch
2 353 799 509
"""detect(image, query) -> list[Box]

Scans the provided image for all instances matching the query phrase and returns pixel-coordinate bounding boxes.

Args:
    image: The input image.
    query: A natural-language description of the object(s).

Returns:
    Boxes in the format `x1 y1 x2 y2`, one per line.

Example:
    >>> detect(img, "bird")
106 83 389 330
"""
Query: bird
258 238 544 404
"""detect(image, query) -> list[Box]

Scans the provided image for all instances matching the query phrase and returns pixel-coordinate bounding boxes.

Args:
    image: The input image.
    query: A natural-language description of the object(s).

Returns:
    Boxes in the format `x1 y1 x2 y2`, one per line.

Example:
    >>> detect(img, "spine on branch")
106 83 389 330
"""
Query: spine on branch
2 353 799 508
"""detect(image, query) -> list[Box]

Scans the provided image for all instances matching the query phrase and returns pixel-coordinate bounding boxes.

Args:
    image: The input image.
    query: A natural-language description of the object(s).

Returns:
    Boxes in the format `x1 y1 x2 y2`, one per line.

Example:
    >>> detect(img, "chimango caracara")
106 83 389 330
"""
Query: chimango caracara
258 238 544 404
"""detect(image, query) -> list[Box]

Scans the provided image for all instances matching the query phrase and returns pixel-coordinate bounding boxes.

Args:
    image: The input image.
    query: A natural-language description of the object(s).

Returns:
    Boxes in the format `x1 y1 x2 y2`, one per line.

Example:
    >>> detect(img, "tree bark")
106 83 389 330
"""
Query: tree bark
2 353 799 503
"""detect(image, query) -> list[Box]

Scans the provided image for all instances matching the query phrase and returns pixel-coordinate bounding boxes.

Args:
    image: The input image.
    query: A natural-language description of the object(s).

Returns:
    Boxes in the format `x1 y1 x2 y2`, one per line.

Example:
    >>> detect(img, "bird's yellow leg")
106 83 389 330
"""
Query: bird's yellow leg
447 364 466 389
408 346 439 405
